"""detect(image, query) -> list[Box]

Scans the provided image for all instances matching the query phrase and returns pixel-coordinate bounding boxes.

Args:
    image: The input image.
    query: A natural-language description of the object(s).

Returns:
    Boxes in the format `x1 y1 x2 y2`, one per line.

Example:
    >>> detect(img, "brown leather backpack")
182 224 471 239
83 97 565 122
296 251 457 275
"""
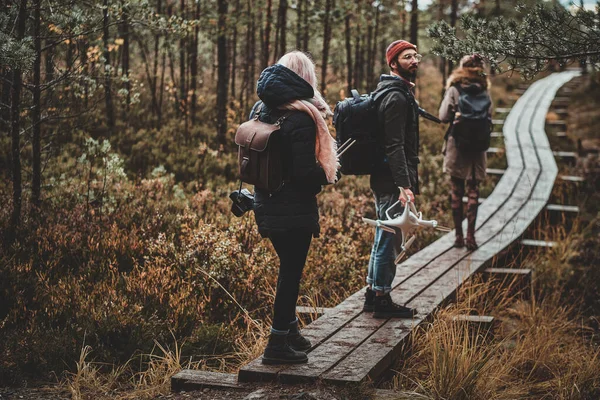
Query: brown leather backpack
234 106 290 192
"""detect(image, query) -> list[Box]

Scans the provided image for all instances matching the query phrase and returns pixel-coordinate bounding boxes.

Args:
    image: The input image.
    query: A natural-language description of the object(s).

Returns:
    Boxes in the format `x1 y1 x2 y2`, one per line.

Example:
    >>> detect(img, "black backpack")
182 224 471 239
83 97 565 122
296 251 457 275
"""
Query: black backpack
333 88 399 175
450 84 492 152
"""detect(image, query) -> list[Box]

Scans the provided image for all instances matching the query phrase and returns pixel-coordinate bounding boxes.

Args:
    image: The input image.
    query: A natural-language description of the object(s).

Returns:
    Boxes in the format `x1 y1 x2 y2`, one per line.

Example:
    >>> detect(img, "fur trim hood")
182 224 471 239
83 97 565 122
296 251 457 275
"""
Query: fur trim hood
446 67 491 90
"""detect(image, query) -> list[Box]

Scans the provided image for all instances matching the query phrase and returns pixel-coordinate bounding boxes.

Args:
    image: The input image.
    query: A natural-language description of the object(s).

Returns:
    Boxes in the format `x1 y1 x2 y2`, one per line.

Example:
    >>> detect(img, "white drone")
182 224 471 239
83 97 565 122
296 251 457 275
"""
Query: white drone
362 188 451 264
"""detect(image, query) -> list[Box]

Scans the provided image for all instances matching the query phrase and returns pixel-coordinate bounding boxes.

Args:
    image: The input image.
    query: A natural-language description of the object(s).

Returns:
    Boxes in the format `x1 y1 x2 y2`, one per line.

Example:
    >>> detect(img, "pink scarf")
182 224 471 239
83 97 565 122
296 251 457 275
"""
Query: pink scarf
279 100 339 184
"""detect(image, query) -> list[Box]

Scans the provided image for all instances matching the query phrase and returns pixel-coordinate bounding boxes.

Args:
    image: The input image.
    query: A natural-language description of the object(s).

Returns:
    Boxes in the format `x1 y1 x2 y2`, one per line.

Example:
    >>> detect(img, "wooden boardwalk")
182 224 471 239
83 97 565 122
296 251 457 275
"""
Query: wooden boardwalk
173 71 580 389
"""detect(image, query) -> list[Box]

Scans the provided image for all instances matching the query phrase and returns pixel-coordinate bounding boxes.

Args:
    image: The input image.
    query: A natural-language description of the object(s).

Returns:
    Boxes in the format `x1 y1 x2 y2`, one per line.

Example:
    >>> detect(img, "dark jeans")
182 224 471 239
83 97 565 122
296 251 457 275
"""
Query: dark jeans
269 229 313 332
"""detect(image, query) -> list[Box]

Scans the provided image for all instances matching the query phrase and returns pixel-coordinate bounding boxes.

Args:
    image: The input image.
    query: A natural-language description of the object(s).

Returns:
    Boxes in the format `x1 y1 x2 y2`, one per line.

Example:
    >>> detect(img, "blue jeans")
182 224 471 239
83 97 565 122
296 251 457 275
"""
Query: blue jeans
367 191 403 293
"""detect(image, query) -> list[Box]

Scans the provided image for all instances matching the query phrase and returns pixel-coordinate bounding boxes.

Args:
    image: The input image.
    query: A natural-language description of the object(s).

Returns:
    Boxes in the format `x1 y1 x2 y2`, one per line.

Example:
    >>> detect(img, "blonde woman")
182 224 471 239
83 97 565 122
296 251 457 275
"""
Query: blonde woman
249 51 338 364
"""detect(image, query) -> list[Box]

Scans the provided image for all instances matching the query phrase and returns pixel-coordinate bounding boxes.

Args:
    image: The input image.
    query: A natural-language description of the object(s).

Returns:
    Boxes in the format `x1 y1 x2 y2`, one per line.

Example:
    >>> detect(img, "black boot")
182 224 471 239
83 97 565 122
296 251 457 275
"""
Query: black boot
363 287 375 312
373 293 418 319
287 320 311 351
262 333 308 365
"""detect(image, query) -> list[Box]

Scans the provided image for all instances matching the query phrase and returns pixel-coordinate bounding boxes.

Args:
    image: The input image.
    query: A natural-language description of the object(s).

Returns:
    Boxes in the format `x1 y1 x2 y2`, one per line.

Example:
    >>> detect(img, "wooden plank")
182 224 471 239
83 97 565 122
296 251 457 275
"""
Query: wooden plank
521 239 557 248
296 306 331 315
554 131 567 137
495 107 512 113
486 168 505 175
491 119 505 125
171 370 244 391
553 150 578 158
486 147 504 154
546 204 580 213
547 120 567 126
452 315 496 333
484 267 532 275
453 315 495 324
491 131 503 138
482 268 533 299
559 175 584 182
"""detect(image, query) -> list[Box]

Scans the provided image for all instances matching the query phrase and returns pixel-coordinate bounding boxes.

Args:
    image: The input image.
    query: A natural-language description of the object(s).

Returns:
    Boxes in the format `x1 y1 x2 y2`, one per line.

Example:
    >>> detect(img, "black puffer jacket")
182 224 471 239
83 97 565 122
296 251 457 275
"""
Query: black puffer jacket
370 75 420 194
251 64 330 238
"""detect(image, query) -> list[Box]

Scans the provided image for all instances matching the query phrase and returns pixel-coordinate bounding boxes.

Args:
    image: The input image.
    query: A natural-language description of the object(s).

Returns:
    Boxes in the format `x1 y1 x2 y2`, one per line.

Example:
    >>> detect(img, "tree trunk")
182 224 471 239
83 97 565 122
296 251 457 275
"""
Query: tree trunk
344 11 353 93
370 3 380 84
263 0 273 69
122 4 131 114
410 0 418 47
0 70 10 131
302 0 309 51
159 50 166 128
247 4 256 108
190 1 200 124
353 0 362 91
321 0 333 94
32 0 42 212
9 0 27 243
103 0 116 135
179 0 187 124
230 0 239 101
438 0 447 90
448 0 457 73
278 0 287 59
151 0 162 121
216 0 229 146
401 0 407 38
296 0 303 50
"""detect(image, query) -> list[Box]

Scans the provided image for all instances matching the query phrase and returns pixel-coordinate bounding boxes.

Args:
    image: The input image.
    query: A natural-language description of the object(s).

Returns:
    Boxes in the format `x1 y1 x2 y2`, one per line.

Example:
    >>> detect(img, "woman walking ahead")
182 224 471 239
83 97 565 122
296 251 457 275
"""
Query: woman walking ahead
439 54 492 250
250 51 338 364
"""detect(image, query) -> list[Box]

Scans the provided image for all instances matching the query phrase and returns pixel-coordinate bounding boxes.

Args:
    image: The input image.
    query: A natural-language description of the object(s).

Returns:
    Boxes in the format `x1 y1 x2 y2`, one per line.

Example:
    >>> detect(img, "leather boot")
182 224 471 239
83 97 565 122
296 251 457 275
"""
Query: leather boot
287 319 311 351
466 181 479 251
262 333 308 365
452 207 464 248
450 178 465 248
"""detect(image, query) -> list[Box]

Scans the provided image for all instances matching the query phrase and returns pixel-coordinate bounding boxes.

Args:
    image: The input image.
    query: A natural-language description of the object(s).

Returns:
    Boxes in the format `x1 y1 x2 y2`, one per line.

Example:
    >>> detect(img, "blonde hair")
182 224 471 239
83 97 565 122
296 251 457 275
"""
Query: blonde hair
278 51 318 88
277 51 332 116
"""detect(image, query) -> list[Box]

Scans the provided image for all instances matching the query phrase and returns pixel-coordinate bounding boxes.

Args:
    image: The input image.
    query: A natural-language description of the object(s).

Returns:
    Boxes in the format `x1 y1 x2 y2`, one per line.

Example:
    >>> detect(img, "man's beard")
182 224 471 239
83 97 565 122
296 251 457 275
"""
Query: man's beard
396 65 417 81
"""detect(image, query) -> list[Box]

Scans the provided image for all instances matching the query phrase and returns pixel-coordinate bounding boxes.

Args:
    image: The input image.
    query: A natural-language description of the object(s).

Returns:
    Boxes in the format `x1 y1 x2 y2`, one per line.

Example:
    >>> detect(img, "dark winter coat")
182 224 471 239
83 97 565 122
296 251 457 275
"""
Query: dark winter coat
369 74 420 194
250 64 330 238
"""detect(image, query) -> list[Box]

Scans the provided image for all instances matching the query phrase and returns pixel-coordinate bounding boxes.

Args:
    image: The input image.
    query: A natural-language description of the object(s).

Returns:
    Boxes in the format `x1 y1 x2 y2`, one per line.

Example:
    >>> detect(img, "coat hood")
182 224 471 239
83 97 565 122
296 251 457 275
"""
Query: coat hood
256 64 315 108
375 74 414 92
446 67 490 91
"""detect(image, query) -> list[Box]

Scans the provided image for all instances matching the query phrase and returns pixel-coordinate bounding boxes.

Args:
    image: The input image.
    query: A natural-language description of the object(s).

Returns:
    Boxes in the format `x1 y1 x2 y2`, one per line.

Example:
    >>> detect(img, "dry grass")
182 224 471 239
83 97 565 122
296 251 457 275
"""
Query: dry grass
65 333 204 400
385 222 600 399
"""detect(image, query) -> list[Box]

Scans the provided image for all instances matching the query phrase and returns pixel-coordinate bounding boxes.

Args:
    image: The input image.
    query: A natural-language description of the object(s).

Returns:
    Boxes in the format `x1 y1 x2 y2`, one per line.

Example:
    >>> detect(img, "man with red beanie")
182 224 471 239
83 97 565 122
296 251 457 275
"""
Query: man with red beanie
363 40 421 318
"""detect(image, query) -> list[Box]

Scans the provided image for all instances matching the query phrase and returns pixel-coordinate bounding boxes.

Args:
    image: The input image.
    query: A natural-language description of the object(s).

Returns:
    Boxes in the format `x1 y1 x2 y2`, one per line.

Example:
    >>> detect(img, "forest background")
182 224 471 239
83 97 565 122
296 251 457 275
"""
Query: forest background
1 0 600 398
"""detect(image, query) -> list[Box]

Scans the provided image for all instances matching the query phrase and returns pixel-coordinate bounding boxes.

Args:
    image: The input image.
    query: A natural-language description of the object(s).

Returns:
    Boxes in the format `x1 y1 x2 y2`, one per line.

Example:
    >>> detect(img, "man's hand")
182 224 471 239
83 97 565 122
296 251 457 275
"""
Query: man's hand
400 188 415 206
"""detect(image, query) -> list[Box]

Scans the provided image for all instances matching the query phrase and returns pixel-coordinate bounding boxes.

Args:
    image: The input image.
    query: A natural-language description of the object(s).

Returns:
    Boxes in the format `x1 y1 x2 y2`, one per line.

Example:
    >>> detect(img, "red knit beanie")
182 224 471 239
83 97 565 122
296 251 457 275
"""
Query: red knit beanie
386 40 417 67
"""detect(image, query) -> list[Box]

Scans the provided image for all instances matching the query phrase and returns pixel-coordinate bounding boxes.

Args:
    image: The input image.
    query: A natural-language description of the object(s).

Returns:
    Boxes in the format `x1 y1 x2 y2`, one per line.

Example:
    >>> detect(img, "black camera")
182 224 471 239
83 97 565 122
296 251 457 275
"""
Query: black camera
229 188 255 217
